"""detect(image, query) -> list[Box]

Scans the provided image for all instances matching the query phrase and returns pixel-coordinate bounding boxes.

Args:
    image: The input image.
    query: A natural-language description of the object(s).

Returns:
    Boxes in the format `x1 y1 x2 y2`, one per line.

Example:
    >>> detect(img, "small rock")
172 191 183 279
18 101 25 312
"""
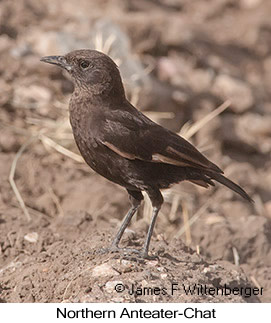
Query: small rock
119 259 134 273
141 279 148 287
223 113 271 154
0 79 12 106
172 90 189 103
210 265 221 270
264 201 271 218
212 74 253 113
240 0 262 9
24 232 39 243
92 263 120 278
120 259 133 266
158 57 178 81
0 131 20 153
10 43 32 58
205 213 225 225
203 267 211 274
190 253 202 263
28 31 88 56
147 260 159 266
12 84 51 109
0 35 12 53
105 280 124 293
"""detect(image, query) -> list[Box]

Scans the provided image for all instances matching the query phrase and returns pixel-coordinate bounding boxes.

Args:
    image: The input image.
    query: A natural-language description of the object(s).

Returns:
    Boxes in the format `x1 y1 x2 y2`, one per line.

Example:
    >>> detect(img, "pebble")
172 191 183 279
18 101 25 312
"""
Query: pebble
92 263 120 278
120 259 133 266
240 0 262 9
203 267 211 274
104 280 124 293
147 260 159 267
212 74 253 113
28 30 88 56
264 201 271 218
13 84 51 109
24 232 39 243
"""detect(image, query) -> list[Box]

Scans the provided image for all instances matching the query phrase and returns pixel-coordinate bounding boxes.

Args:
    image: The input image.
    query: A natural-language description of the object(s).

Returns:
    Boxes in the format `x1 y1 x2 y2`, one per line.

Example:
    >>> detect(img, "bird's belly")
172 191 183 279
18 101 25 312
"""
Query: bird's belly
73 134 137 188
73 132 188 191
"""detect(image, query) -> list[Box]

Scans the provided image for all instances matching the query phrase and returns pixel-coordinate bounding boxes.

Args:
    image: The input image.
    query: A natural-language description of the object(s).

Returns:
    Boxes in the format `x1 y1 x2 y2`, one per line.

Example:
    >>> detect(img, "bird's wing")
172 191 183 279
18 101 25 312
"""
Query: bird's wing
99 104 223 173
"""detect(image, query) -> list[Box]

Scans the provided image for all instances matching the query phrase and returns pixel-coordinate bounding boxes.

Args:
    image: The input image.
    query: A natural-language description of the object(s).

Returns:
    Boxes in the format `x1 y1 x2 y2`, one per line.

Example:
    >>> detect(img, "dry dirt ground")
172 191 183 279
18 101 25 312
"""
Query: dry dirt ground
0 0 271 303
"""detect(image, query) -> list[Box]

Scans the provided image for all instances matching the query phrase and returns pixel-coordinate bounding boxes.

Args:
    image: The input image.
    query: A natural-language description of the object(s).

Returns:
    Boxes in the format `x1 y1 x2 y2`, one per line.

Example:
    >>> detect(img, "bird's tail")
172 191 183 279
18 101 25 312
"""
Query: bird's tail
209 172 253 203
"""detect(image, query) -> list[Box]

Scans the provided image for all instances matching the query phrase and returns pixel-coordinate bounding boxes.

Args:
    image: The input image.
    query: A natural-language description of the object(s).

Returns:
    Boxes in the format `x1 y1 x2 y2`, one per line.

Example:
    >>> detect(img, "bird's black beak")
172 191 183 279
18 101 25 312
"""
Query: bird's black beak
40 55 72 71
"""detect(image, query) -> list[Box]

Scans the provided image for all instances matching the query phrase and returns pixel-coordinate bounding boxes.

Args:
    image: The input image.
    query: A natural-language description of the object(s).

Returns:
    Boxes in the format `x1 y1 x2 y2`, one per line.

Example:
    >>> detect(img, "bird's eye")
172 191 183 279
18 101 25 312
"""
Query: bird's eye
80 61 89 69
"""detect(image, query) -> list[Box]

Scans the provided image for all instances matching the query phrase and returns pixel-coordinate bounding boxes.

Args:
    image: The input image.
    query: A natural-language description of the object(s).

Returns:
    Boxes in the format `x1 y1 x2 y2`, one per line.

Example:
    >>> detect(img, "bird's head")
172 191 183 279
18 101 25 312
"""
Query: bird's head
41 49 125 98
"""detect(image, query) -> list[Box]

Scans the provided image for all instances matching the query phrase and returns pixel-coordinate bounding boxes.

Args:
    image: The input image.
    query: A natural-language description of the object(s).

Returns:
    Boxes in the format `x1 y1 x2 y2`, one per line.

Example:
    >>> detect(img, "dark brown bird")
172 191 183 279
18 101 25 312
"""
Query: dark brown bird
41 49 252 258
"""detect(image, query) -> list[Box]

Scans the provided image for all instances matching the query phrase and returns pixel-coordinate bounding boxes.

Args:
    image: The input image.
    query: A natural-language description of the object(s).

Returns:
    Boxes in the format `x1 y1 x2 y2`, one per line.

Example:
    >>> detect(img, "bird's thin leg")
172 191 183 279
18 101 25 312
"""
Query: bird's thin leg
142 206 161 258
141 188 163 258
111 204 140 249
110 190 143 251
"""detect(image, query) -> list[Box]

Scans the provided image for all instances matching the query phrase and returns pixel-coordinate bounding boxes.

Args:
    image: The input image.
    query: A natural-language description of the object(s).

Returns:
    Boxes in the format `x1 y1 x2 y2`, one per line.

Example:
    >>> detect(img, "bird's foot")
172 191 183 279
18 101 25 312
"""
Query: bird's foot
99 245 158 260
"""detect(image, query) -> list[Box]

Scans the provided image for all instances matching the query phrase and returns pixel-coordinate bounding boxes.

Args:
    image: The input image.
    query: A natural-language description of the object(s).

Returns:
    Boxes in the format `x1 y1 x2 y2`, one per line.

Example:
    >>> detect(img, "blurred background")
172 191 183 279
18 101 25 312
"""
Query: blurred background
0 0 270 302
